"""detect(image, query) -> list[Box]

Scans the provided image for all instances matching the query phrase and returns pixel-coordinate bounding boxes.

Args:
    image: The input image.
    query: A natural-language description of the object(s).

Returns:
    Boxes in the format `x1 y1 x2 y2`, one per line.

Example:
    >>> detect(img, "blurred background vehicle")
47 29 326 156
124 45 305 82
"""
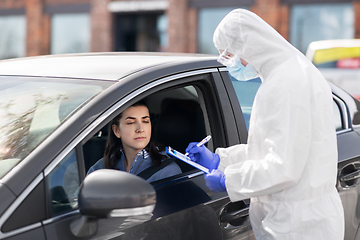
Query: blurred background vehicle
306 39 360 100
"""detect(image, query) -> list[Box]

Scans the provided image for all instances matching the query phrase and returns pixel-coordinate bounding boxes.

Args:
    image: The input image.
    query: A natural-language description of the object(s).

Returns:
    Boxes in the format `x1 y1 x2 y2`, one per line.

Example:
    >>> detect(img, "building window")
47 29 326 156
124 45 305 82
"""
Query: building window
198 7 242 54
51 13 90 54
0 15 25 60
114 12 166 52
290 3 354 54
157 14 168 51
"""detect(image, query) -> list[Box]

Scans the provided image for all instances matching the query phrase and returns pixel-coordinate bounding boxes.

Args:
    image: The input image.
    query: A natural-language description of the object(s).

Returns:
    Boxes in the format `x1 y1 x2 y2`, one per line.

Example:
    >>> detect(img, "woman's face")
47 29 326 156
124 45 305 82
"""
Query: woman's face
112 105 151 153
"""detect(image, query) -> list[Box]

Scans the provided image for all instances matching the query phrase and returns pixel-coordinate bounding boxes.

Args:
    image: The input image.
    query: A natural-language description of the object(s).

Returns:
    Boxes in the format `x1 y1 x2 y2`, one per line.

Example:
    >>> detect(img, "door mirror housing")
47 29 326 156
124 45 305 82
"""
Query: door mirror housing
78 169 156 218
71 169 156 238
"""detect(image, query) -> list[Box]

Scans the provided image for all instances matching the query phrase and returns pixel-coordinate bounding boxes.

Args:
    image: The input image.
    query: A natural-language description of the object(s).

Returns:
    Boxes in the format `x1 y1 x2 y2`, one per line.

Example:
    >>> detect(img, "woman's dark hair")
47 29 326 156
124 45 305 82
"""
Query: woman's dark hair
103 100 166 169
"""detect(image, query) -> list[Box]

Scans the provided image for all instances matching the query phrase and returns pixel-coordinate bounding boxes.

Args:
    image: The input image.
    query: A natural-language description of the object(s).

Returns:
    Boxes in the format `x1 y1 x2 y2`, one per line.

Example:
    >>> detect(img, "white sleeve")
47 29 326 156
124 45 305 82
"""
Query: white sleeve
215 144 248 172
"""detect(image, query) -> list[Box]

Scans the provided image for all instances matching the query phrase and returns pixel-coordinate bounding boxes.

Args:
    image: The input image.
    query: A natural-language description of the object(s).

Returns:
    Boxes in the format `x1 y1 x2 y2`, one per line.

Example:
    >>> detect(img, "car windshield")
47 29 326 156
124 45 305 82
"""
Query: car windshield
0 76 114 178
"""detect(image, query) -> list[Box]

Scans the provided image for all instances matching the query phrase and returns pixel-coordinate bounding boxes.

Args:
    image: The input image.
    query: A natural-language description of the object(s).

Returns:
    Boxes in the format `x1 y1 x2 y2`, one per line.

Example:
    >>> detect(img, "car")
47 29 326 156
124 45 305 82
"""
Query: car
0 52 359 240
306 39 360 100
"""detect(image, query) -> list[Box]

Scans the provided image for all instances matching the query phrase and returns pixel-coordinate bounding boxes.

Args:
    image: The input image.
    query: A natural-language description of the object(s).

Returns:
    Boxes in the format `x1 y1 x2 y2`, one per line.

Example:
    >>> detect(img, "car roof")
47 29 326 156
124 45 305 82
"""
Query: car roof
0 52 217 81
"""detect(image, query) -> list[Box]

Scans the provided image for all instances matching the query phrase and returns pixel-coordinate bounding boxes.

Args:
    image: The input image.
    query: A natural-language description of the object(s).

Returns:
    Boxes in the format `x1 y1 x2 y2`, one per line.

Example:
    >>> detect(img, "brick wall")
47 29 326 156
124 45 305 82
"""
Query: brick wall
25 0 46 56
167 0 189 52
251 0 289 40
0 0 24 9
187 7 197 53
0 0 359 56
91 0 113 52
167 0 290 53
354 2 360 39
45 0 89 4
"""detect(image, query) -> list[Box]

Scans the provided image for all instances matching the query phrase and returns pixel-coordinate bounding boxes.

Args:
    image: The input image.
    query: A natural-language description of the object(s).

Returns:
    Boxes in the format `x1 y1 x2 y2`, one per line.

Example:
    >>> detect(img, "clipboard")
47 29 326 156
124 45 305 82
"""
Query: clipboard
166 146 210 174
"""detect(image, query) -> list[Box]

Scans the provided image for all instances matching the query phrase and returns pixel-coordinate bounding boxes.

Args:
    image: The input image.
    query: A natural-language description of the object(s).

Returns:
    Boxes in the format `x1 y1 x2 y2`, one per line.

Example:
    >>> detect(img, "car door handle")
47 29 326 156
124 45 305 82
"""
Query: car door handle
219 200 250 227
220 206 249 223
339 163 360 188
340 169 360 182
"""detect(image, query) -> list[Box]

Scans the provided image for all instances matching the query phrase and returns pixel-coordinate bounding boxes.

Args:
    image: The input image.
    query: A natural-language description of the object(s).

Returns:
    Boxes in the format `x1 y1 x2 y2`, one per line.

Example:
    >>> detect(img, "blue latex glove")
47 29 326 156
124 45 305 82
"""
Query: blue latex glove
205 169 226 192
186 142 220 171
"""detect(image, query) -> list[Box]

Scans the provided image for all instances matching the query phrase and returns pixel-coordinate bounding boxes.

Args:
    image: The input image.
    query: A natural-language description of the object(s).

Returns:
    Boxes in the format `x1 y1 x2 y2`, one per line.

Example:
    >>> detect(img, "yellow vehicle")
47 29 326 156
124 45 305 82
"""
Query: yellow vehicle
306 39 360 100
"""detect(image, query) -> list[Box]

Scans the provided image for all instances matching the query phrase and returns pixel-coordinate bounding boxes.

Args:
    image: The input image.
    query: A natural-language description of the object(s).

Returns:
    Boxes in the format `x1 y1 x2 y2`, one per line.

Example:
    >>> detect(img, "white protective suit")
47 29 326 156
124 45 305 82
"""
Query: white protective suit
213 9 344 240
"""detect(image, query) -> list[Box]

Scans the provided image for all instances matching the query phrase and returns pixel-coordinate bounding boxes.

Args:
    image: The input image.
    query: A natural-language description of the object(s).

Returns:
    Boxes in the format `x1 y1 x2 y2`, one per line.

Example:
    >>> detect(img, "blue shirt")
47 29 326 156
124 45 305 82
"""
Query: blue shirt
87 149 182 182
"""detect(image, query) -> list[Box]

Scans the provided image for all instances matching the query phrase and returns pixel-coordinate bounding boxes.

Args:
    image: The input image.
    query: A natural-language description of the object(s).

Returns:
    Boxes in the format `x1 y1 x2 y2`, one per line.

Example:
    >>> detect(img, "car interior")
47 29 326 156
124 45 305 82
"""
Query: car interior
82 85 209 176
47 84 212 217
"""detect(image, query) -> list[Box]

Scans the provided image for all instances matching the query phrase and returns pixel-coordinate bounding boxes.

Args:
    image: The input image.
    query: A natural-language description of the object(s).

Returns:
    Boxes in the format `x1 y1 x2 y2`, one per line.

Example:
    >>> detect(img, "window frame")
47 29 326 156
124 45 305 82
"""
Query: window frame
333 94 351 133
45 3 91 55
45 148 81 218
41 68 234 221
0 173 44 239
78 71 230 182
0 14 26 60
218 68 254 144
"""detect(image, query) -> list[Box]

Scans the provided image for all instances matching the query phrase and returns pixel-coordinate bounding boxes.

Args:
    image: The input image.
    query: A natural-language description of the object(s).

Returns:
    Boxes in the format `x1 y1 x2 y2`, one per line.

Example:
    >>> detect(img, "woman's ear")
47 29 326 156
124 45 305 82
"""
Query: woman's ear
112 124 121 138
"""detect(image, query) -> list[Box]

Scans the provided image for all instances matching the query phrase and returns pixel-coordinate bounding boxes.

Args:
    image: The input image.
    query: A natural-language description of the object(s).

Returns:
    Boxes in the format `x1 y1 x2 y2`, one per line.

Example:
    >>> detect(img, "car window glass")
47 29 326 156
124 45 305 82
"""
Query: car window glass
83 85 210 183
0 77 113 179
230 75 345 132
47 149 79 217
333 99 343 131
351 96 360 126
230 75 262 130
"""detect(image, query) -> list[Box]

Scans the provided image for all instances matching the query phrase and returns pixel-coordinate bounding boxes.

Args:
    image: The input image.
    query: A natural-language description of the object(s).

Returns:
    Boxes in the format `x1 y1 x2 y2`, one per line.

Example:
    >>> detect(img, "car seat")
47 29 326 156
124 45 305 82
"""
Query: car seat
154 98 207 172
83 125 108 173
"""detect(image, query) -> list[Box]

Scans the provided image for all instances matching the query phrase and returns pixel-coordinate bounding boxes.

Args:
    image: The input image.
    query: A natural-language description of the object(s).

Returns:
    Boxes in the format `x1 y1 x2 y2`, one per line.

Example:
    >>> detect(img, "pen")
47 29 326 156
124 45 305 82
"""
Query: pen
185 135 212 156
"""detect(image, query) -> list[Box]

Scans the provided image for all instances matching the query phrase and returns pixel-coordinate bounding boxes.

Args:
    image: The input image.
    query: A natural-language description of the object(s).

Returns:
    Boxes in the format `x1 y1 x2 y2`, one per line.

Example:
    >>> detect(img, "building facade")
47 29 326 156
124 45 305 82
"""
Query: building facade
0 0 358 59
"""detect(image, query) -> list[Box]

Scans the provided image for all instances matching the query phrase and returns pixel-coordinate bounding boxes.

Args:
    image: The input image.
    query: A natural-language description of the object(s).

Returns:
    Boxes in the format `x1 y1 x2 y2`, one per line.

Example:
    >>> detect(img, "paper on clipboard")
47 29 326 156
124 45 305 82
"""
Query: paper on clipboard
166 146 210 174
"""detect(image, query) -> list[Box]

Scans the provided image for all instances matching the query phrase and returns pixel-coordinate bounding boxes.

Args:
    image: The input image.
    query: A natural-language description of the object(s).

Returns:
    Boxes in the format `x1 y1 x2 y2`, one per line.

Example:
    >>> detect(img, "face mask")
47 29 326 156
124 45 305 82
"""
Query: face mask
226 57 258 81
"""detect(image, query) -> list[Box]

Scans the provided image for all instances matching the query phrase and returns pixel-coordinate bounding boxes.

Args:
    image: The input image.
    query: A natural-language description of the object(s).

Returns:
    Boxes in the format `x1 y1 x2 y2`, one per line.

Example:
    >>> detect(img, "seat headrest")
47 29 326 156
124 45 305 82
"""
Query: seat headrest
155 98 206 152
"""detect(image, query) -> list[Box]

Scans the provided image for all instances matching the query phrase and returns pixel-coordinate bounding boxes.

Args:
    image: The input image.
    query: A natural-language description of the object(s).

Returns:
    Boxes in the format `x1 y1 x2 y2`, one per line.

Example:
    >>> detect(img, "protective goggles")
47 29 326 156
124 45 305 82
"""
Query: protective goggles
217 48 236 67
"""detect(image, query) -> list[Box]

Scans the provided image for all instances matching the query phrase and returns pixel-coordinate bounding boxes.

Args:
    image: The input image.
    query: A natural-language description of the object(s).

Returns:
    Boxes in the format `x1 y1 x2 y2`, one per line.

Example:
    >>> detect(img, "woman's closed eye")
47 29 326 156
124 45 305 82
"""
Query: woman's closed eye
142 117 150 124
125 118 149 125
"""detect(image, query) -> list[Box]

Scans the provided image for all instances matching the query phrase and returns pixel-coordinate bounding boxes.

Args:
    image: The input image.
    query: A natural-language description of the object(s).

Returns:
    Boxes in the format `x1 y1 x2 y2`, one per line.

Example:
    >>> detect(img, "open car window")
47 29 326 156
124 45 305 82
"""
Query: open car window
82 84 211 183
43 71 228 221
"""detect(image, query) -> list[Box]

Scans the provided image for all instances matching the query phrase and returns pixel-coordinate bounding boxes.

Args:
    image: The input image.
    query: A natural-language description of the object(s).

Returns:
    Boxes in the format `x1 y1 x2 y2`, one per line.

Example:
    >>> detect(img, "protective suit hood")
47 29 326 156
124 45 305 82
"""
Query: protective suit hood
213 9 299 79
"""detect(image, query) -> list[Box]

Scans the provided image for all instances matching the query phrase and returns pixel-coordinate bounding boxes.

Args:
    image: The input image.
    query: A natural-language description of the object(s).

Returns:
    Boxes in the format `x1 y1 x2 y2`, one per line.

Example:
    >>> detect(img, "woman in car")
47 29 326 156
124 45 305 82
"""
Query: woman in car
87 100 181 182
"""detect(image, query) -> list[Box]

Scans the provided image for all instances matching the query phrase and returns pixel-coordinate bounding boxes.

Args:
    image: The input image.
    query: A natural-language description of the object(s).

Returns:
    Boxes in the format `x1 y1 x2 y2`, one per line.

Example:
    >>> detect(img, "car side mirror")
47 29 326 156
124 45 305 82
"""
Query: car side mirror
71 169 156 237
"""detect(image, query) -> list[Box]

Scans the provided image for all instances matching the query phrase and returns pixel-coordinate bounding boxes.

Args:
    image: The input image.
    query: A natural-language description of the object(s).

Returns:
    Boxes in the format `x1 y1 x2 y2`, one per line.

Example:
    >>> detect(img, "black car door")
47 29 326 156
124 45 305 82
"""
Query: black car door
333 92 360 240
40 68 259 240
117 69 255 239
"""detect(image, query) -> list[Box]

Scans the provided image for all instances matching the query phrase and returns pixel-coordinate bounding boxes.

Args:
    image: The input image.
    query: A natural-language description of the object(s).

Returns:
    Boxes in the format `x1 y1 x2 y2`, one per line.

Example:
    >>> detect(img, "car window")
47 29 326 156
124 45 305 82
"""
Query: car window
58 73 227 221
82 85 211 182
229 75 345 132
229 75 262 130
149 85 211 157
0 77 113 179
333 99 343 131
47 149 80 217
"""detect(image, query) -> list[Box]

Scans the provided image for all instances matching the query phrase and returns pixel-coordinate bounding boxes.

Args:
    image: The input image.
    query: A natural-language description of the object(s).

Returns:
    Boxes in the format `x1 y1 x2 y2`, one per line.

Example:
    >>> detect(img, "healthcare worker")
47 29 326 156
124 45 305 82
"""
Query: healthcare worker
186 9 344 240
